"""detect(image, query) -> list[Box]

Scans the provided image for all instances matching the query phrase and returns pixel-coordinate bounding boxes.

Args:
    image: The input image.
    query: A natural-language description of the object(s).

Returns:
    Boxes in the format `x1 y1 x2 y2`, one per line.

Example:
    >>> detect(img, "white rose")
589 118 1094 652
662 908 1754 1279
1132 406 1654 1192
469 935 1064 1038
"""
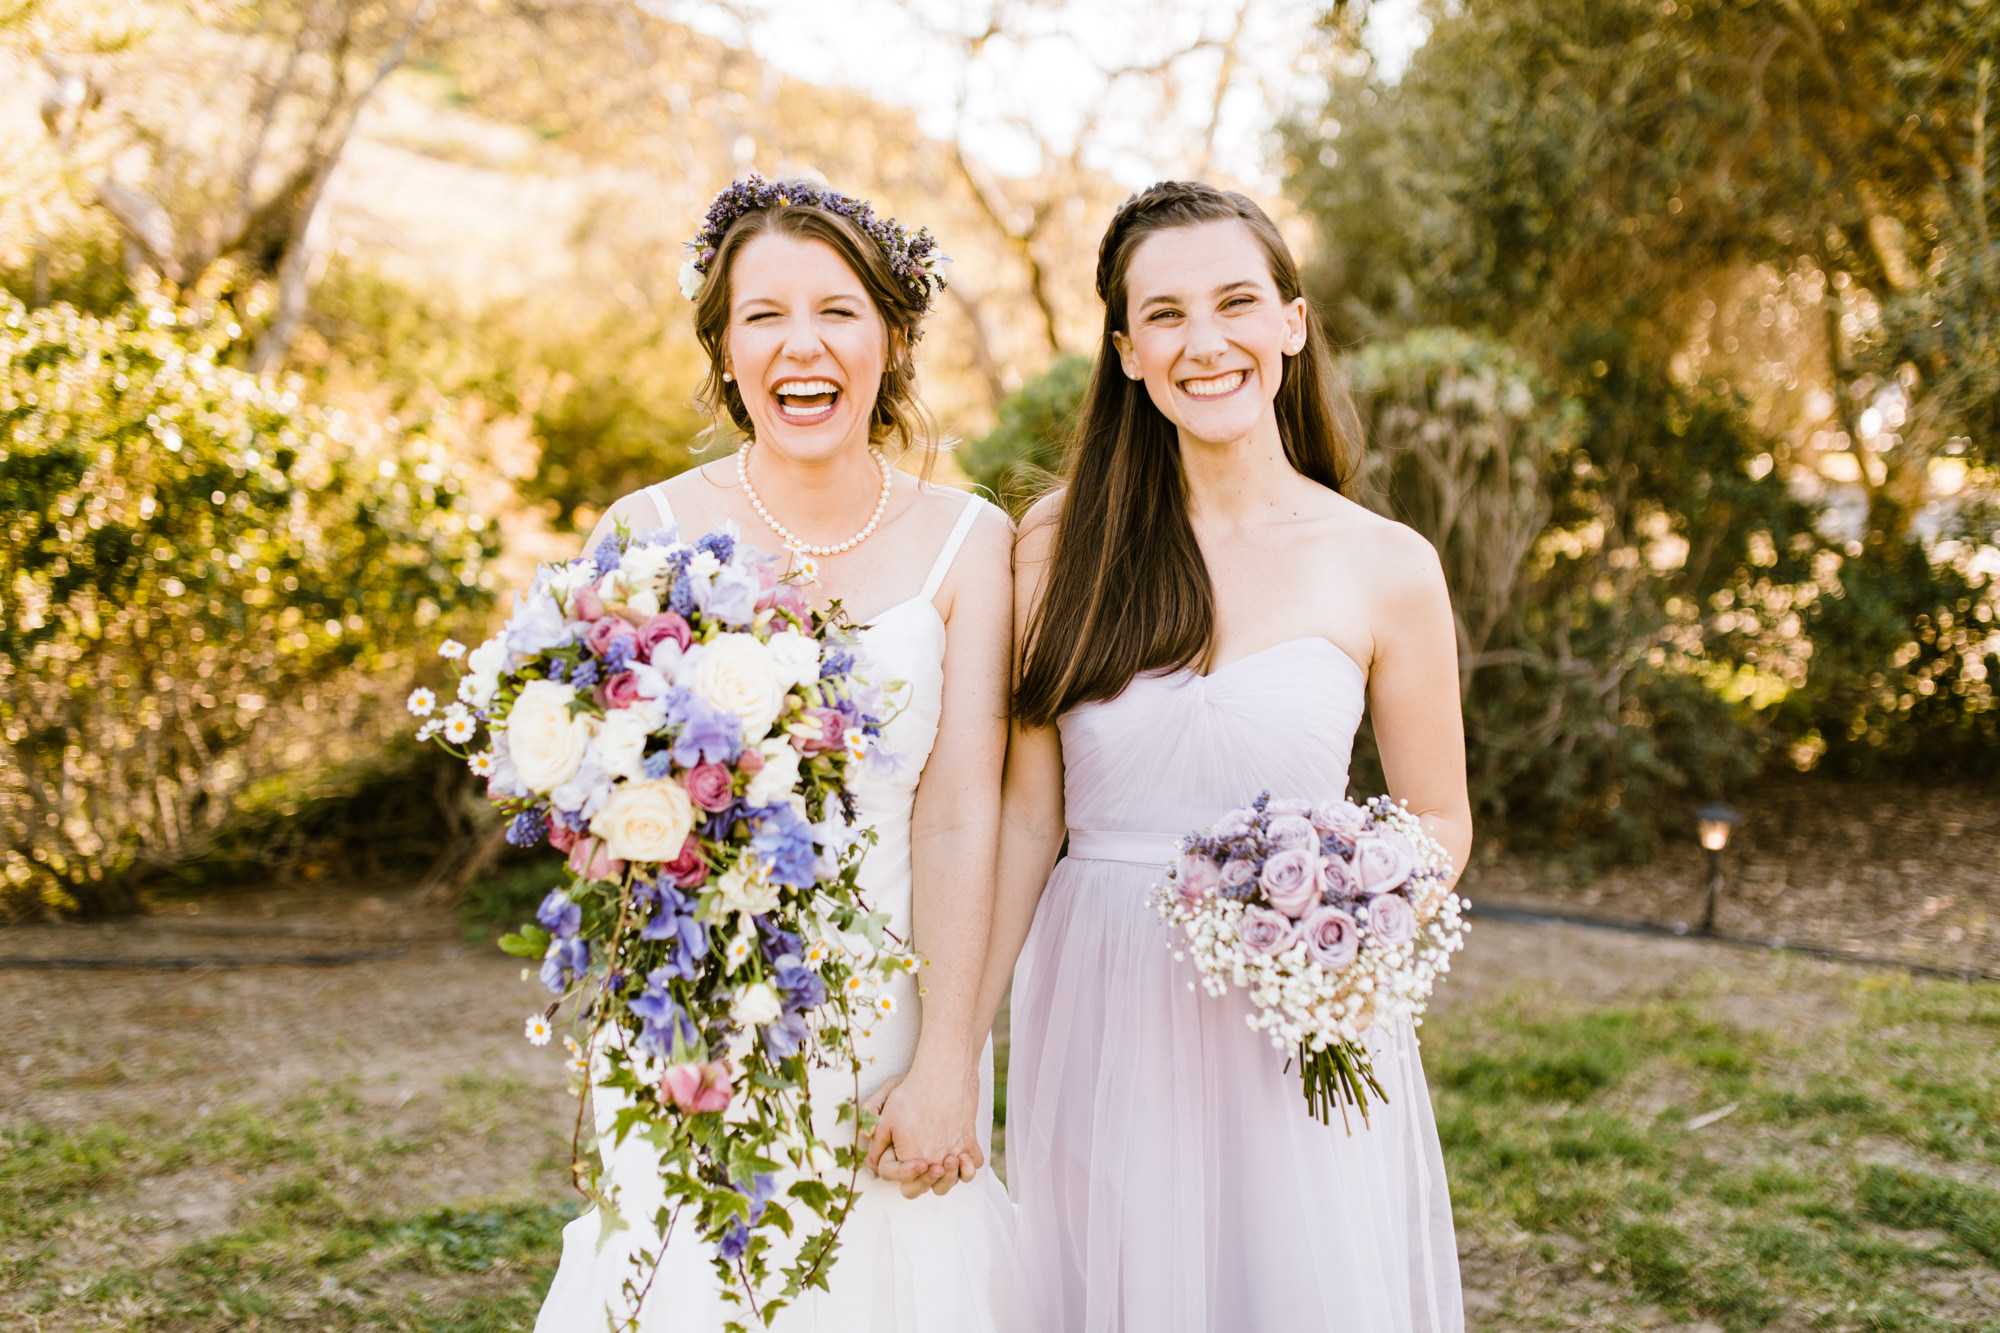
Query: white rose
678 259 706 302
766 631 821 691
717 857 781 916
622 542 675 591
590 777 695 862
732 982 782 1027
693 633 786 741
689 549 722 582
626 588 661 619
744 738 802 809
506 680 594 792
593 707 654 781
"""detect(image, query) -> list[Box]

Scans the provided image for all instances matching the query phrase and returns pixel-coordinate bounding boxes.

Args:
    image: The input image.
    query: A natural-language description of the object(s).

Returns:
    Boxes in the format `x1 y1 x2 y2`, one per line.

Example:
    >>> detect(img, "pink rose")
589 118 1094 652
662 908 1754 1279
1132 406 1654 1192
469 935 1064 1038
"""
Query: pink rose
661 1060 732 1114
637 613 692 662
759 583 811 622
547 821 579 853
585 616 639 659
1266 798 1314 818
1312 800 1368 838
663 834 707 888
598 670 643 710
1365 892 1418 947
1352 830 1415 895
1237 905 1297 957
1302 905 1361 969
1259 848 1323 918
793 707 846 757
566 834 626 882
736 747 765 776
1267 814 1318 850
571 585 607 622
1220 859 1255 891
684 761 735 812
1318 853 1357 900
1175 853 1221 902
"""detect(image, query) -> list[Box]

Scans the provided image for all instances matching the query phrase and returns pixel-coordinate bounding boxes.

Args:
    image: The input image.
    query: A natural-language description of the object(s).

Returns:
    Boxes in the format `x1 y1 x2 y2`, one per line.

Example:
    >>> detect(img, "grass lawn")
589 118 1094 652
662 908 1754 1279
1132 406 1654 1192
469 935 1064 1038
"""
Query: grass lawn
1432 962 2000 1331
3 930 1995 1330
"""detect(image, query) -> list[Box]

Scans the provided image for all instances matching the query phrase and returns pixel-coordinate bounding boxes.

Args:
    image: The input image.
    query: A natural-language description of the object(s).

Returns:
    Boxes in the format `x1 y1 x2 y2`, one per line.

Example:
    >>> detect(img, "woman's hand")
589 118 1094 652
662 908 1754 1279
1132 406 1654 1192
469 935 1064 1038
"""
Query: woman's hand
861 1068 984 1198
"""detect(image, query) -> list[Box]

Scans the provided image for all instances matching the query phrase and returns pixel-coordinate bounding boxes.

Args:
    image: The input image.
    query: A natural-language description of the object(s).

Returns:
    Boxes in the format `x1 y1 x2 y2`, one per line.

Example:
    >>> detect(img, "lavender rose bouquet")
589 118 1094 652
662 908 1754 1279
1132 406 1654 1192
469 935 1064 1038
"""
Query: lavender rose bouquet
411 522 911 1331
1149 793 1467 1128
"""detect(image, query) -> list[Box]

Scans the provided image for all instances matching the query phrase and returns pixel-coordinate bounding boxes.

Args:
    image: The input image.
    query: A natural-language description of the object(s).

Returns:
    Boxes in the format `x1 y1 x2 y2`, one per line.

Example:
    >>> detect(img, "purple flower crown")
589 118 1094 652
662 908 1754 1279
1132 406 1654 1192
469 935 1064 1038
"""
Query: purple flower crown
679 175 949 329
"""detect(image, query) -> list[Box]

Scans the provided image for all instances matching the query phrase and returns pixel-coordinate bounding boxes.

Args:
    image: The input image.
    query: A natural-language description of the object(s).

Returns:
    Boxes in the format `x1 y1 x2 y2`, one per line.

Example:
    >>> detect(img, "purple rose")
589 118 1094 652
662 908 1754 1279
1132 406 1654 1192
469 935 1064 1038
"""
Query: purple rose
1175 853 1221 902
1312 800 1368 838
1366 892 1418 947
1236 905 1297 957
1352 830 1415 895
1302 906 1360 969
1212 808 1256 840
1267 814 1317 849
1259 848 1323 918
684 761 735 812
1318 853 1358 900
1220 859 1256 891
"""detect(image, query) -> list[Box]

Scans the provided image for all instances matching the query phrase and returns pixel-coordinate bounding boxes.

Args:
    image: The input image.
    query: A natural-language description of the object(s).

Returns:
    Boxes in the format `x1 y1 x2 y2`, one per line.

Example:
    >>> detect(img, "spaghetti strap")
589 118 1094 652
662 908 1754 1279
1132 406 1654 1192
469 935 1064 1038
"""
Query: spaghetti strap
644 482 677 532
920 492 986 603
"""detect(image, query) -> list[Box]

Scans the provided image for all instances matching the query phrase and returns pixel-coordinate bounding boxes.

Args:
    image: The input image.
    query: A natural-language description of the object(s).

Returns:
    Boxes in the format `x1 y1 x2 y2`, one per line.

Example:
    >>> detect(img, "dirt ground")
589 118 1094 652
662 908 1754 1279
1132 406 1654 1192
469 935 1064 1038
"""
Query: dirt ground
0 880 1868 1314
1463 776 1999 978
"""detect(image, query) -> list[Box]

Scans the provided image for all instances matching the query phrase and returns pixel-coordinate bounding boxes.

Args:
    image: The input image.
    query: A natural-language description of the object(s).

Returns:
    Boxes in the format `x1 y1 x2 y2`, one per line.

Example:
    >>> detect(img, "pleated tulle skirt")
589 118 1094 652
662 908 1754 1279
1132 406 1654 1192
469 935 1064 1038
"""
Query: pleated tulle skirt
1007 853 1464 1333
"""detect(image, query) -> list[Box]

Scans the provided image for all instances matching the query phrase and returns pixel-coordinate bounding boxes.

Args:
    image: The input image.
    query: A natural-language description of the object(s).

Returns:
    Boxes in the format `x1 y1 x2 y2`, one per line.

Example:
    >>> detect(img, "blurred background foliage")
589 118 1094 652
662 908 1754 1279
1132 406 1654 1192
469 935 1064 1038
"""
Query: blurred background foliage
1 0 1995 913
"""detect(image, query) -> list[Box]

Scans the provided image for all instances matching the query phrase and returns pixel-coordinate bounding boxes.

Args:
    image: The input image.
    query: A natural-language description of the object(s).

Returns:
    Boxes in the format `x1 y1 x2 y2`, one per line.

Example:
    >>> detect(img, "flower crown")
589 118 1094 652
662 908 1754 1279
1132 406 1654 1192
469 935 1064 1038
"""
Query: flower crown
678 175 950 329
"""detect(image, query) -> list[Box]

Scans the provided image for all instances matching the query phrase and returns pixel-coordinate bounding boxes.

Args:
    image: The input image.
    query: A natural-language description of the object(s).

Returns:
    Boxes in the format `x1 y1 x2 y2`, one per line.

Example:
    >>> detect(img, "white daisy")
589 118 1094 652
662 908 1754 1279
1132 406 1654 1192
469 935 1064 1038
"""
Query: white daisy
726 934 754 968
407 687 436 717
792 552 821 584
468 751 495 777
872 994 896 1018
443 715 478 744
843 729 870 762
803 939 830 967
524 1014 552 1046
438 638 466 660
416 719 442 742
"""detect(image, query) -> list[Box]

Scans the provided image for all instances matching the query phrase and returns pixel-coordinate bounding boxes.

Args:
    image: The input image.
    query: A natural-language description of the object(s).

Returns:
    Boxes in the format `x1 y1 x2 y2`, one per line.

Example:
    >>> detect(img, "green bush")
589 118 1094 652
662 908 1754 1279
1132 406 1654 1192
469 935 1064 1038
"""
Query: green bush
959 354 1093 516
0 285 494 915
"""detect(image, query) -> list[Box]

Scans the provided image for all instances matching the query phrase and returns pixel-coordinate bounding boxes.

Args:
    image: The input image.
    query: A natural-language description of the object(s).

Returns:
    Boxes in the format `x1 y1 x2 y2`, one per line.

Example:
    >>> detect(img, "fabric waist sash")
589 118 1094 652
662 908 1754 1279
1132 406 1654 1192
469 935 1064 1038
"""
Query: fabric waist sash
1066 829 1181 867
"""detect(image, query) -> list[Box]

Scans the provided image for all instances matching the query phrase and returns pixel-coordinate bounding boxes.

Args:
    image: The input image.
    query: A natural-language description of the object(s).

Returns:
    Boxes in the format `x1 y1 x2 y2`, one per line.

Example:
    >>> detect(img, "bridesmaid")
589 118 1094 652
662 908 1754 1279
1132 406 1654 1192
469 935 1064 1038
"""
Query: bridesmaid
974 181 1472 1331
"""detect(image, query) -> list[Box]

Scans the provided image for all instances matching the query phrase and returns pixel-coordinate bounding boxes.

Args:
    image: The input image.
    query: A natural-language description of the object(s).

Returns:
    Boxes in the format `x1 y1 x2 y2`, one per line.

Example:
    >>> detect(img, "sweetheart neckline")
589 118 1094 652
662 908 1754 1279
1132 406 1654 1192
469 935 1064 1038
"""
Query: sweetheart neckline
1183 635 1366 682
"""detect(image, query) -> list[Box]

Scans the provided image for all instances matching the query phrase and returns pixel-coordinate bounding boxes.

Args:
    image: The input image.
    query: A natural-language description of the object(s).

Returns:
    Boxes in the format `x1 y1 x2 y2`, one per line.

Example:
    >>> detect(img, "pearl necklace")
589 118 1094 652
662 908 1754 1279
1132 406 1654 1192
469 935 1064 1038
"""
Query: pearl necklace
736 441 893 557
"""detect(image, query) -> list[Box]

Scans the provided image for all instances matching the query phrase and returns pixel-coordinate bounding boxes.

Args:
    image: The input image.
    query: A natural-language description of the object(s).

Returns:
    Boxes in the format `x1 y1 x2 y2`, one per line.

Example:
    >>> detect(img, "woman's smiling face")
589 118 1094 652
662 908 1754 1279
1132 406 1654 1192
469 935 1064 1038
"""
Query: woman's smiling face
1113 219 1306 449
725 230 890 464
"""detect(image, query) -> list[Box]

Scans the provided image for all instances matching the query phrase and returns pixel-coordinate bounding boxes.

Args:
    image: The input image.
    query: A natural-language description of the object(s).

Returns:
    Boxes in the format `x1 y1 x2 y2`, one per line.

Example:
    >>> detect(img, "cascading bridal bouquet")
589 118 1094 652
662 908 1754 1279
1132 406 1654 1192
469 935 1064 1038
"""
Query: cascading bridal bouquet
410 523 913 1331
1148 793 1467 1128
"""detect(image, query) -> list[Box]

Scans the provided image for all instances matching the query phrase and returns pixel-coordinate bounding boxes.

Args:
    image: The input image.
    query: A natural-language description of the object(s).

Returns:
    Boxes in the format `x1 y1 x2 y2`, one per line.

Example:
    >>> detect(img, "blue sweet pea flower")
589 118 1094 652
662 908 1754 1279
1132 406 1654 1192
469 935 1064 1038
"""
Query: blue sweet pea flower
536 890 581 939
539 936 590 993
667 688 744 766
717 1219 750 1261
762 1009 811 1059
749 803 818 888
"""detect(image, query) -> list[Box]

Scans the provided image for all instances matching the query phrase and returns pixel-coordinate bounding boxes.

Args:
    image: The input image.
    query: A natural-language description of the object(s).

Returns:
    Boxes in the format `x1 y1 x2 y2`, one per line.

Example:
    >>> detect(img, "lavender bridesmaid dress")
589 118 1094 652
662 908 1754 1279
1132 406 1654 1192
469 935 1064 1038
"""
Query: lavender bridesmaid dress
1006 638 1464 1332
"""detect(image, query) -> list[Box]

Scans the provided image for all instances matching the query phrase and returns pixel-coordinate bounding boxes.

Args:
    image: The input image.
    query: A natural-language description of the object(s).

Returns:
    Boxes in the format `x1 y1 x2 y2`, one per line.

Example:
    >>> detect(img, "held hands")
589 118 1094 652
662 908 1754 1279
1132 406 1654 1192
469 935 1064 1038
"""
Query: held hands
860 1065 984 1198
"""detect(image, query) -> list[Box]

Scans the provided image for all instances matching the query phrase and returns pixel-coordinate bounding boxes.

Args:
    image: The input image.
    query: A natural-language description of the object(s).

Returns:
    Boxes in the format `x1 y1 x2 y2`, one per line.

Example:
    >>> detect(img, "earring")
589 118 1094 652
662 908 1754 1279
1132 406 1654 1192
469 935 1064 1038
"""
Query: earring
722 370 734 382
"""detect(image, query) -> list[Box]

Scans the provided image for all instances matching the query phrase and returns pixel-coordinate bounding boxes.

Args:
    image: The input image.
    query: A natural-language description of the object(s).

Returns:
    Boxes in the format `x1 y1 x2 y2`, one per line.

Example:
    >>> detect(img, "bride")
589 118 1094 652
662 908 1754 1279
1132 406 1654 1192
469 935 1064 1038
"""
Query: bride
976 181 1470 1331
536 178 1022 1332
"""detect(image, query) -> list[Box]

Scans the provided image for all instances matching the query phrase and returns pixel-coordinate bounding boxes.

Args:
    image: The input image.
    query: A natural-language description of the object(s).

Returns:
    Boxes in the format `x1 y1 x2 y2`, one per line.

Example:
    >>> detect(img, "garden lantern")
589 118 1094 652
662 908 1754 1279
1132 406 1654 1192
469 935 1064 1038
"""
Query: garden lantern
1696 802 1742 934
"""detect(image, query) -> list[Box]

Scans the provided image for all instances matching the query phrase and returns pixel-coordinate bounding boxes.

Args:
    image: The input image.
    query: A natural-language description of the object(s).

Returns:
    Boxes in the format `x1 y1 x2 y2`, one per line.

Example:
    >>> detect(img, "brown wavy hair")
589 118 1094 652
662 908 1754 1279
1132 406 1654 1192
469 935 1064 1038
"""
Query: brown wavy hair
689 186 937 472
1014 181 1363 727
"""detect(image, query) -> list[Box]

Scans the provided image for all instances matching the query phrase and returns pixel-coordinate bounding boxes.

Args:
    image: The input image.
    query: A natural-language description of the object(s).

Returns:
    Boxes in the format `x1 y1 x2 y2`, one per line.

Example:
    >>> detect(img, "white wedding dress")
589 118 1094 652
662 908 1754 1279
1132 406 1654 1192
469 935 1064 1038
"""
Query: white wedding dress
535 487 1023 1333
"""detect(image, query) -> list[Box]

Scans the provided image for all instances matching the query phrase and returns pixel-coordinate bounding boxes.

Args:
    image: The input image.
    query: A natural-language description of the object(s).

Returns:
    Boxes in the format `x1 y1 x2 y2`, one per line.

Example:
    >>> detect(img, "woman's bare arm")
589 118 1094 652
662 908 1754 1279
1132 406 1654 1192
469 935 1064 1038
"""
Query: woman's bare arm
1365 525 1473 880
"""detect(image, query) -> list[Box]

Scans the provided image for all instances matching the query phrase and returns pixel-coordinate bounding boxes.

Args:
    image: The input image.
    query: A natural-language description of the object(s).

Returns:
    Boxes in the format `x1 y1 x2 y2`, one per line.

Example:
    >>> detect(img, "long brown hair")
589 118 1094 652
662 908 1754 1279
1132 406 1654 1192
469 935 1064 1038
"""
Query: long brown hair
1014 181 1362 727
690 188 938 471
